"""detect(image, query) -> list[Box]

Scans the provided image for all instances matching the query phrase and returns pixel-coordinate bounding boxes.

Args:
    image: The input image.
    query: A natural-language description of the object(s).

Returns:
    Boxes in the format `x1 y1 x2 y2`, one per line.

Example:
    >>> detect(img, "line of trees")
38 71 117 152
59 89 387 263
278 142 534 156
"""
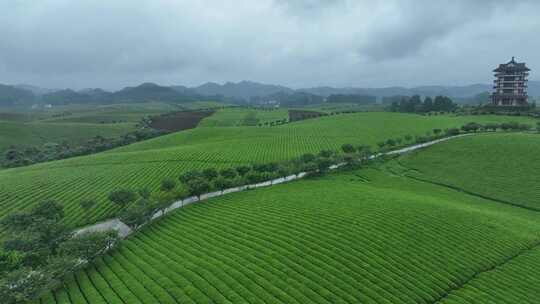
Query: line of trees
0 201 119 303
102 145 393 234
460 121 533 133
388 95 457 113
102 119 537 232
2 127 167 169
104 124 488 231
258 118 288 127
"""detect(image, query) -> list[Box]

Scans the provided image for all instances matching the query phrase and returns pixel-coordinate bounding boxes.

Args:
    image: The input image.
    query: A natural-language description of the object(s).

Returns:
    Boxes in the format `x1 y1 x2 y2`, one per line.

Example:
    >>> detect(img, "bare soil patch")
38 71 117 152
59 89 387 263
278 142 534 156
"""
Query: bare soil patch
149 110 215 132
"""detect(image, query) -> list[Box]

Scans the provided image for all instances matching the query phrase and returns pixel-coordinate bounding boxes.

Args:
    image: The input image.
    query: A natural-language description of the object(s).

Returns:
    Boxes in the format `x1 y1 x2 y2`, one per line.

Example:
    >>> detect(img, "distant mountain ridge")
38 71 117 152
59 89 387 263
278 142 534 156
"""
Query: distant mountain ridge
298 84 495 98
193 81 540 100
14 84 57 96
1 80 539 107
194 81 294 100
0 84 35 106
3 83 211 106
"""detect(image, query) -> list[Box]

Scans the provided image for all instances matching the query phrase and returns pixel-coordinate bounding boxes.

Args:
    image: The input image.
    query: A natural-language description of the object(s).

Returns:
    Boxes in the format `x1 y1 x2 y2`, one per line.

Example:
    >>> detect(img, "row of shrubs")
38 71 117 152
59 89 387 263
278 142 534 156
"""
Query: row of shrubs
257 110 368 127
460 121 538 132
258 119 288 126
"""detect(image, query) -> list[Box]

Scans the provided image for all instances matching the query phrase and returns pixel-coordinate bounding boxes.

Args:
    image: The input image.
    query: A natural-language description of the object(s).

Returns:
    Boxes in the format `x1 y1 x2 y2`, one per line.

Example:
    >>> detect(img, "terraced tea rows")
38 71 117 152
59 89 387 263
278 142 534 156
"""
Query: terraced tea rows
39 168 540 303
38 102 178 124
398 132 540 210
0 121 135 152
198 107 288 127
441 246 540 304
0 113 535 230
0 102 180 151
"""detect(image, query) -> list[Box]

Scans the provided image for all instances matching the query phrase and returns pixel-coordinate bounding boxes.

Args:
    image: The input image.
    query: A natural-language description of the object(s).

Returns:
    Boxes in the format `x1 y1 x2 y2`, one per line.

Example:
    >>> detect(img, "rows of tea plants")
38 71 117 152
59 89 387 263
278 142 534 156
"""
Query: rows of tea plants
440 246 540 304
0 120 135 152
399 132 540 210
198 107 288 127
40 102 177 124
0 113 536 231
39 168 540 303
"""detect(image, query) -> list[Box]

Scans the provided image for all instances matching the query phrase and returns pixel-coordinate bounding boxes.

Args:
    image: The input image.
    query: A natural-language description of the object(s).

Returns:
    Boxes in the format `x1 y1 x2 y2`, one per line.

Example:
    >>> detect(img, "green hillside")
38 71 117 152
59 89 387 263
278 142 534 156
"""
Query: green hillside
41 105 170 124
441 246 540 303
398 133 540 210
0 113 535 230
0 102 180 152
0 121 135 152
40 168 540 303
198 107 287 127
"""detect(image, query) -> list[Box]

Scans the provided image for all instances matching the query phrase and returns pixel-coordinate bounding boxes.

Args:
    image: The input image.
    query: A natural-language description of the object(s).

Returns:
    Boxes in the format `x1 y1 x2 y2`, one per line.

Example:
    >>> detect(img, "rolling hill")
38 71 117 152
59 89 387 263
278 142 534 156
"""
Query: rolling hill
0 84 35 106
0 121 135 153
0 103 180 153
0 112 535 231
198 108 288 127
39 165 540 303
396 133 540 210
6 80 540 108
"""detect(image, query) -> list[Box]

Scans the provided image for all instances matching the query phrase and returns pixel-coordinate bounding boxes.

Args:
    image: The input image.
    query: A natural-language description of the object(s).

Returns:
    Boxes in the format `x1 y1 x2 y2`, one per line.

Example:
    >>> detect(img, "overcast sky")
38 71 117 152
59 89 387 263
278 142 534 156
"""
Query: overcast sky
1 0 539 90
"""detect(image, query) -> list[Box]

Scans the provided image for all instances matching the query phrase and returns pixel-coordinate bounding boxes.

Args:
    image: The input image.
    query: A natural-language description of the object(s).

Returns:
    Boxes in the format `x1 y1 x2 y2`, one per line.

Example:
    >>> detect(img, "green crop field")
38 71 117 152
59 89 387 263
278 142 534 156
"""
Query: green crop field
39 167 540 303
397 133 540 210
0 112 535 230
300 102 386 113
0 121 135 152
199 107 288 127
38 102 178 124
0 102 183 152
440 246 540 303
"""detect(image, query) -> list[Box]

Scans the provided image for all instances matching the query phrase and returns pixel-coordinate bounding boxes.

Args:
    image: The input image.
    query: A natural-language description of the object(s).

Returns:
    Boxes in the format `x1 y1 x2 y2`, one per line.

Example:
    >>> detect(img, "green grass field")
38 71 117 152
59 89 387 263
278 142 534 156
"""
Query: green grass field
0 112 535 230
300 102 386 113
397 133 540 210
0 121 135 152
0 103 182 152
36 102 178 124
440 246 540 303
199 107 288 127
39 167 540 303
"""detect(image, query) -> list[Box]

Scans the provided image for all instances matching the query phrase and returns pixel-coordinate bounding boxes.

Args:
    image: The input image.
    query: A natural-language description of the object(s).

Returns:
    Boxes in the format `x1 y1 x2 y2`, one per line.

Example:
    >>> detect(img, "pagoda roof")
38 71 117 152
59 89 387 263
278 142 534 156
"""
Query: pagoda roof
494 57 530 72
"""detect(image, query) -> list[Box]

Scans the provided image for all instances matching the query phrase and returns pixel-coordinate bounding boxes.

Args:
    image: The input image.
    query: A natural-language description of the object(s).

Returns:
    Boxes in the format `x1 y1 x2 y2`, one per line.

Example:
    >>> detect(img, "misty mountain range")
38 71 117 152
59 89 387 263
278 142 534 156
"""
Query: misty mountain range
1 80 539 107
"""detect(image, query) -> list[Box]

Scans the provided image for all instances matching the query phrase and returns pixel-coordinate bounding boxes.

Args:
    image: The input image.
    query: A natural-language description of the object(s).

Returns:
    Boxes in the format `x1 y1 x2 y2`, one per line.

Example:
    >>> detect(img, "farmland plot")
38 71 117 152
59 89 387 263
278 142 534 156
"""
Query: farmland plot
40 168 540 303
398 132 540 210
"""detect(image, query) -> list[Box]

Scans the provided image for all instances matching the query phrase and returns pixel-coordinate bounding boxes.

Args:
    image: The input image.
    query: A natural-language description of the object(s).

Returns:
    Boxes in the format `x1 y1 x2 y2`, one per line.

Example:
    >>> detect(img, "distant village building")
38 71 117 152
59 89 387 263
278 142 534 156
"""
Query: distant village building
492 57 530 106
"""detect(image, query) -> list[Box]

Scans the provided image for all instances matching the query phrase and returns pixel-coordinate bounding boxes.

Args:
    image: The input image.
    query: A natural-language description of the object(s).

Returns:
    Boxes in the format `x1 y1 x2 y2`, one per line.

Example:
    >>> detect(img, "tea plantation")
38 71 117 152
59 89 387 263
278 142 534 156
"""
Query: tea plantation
398 132 540 210
0 102 181 152
0 121 135 153
198 107 288 127
0 113 534 229
38 167 540 303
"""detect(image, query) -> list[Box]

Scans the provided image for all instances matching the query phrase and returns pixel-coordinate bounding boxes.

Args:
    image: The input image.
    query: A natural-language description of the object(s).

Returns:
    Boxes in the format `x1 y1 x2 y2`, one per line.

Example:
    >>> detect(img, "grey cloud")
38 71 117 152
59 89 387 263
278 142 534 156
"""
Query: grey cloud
0 0 538 89
358 1 504 61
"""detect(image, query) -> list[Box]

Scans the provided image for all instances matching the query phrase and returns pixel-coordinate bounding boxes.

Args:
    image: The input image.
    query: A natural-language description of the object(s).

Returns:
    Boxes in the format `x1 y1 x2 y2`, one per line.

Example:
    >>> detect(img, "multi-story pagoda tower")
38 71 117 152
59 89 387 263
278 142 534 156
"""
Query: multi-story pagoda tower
492 57 530 106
